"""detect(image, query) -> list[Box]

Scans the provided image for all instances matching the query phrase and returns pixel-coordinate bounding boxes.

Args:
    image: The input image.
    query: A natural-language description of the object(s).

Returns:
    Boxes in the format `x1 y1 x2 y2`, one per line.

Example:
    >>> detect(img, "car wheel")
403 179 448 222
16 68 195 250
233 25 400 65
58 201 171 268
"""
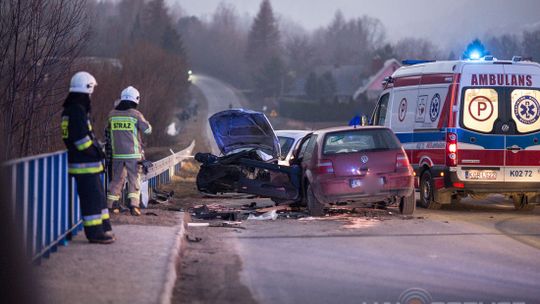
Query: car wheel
419 170 442 209
399 191 415 215
306 184 324 216
513 194 535 211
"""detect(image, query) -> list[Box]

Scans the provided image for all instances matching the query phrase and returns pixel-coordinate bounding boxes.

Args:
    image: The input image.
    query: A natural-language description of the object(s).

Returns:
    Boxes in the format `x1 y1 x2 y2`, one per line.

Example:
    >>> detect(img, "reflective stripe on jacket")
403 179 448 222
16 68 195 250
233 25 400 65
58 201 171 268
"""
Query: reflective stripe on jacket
61 101 104 174
107 108 151 160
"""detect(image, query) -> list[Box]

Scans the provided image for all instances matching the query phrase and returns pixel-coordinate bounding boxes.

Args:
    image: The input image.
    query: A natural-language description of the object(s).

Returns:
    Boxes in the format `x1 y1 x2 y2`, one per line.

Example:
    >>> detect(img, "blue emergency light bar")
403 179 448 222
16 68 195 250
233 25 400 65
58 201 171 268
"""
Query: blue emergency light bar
401 59 436 65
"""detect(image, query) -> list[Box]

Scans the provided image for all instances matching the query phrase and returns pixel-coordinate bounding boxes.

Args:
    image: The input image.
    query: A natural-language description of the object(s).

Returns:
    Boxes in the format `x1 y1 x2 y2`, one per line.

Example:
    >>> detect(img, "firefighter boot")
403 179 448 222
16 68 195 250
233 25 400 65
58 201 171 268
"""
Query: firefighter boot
84 225 115 244
109 201 129 214
109 201 120 214
130 206 142 216
102 219 115 239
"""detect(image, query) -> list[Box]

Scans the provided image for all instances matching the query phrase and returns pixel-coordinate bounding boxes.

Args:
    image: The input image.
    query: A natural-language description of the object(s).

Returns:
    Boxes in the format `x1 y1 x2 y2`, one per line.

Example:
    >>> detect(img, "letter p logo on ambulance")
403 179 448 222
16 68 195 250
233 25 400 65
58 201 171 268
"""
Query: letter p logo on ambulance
468 95 494 122
514 95 540 125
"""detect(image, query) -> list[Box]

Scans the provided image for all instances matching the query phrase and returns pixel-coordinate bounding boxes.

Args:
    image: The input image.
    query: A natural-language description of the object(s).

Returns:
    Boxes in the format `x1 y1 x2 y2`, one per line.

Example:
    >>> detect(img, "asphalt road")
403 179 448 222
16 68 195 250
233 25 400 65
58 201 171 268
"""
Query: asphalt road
231 196 540 304
191 74 244 155
178 195 540 304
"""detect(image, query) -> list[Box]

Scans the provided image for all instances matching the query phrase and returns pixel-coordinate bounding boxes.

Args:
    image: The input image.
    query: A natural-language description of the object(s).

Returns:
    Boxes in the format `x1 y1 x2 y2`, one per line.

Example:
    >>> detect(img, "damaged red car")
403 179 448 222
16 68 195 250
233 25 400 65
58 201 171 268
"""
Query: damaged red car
290 126 415 215
196 109 415 216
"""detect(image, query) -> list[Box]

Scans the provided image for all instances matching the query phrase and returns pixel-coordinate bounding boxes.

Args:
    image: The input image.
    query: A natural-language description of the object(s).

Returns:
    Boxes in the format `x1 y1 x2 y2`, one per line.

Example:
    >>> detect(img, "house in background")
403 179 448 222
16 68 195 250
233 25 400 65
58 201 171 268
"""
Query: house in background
283 58 401 105
283 64 363 103
353 58 401 101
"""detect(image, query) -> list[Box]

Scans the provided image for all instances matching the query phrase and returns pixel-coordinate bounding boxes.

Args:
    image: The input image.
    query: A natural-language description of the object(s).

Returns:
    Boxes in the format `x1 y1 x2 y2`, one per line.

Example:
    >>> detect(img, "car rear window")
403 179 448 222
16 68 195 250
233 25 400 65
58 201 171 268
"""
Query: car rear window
278 136 294 156
323 129 401 154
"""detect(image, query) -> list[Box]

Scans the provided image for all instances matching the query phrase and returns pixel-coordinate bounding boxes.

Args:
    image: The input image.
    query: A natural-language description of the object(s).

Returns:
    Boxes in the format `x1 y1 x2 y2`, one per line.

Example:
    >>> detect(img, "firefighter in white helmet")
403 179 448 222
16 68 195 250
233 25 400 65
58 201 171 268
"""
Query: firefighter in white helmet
61 71 114 244
106 86 152 216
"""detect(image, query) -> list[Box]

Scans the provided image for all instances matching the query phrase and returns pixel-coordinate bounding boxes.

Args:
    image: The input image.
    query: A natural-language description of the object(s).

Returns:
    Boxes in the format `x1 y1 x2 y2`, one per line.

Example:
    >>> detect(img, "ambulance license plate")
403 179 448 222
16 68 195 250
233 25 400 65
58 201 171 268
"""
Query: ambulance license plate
465 170 497 180
505 168 540 181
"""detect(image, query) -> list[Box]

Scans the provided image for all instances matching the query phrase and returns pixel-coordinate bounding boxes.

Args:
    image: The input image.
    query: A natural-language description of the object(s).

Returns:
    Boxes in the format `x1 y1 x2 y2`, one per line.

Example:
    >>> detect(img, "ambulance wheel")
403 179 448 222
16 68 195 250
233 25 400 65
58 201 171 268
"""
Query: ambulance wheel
419 171 442 209
399 191 415 215
306 184 325 216
513 194 535 211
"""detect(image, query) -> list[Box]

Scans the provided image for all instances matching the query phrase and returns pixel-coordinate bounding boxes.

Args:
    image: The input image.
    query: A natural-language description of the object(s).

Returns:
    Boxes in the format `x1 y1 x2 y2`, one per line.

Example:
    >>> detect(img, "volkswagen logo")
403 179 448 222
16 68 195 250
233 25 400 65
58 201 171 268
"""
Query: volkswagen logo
502 124 510 132
360 155 369 163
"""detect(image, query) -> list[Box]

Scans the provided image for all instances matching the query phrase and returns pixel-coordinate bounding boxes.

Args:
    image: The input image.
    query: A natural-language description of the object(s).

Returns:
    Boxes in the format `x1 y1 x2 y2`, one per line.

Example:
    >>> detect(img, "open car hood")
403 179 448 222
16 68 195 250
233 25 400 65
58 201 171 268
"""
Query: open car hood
209 109 280 158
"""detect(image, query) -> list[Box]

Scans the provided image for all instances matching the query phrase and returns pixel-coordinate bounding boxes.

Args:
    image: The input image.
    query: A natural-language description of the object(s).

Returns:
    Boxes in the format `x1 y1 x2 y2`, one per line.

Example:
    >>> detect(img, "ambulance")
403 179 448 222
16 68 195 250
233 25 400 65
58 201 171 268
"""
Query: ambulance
371 56 540 210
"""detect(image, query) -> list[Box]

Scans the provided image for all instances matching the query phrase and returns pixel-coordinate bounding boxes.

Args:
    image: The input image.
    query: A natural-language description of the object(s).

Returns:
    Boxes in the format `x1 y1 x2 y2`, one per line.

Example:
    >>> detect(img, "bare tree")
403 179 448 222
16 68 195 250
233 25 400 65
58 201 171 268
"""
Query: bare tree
312 11 386 66
285 34 316 77
0 0 89 159
486 34 522 60
393 37 440 61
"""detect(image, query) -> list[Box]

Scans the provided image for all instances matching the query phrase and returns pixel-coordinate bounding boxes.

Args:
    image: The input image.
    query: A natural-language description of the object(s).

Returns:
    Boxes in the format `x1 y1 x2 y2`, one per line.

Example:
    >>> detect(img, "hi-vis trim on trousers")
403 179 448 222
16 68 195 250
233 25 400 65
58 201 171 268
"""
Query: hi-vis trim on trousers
83 214 103 227
107 194 120 201
101 209 110 220
68 162 104 174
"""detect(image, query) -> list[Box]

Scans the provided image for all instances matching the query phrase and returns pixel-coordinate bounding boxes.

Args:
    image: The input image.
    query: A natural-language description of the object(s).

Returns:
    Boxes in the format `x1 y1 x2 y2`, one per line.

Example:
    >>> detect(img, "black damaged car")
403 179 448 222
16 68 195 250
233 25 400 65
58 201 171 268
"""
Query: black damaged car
195 109 301 201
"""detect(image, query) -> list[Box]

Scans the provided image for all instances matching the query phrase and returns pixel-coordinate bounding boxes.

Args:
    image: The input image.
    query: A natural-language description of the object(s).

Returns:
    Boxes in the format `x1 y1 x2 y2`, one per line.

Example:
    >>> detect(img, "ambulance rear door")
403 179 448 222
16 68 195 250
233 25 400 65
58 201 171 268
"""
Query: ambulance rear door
502 63 540 183
457 63 506 182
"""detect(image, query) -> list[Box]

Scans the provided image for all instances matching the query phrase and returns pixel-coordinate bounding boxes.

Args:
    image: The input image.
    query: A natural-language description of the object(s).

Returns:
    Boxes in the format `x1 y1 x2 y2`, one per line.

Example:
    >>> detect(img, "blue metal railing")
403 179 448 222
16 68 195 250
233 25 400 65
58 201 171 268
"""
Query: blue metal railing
4 151 81 262
3 140 195 262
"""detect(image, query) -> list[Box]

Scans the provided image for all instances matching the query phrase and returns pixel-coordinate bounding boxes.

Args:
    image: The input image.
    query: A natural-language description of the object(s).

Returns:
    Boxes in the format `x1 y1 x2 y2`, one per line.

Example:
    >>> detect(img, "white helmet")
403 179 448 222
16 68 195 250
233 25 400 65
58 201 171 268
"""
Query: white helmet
69 71 97 94
120 86 140 104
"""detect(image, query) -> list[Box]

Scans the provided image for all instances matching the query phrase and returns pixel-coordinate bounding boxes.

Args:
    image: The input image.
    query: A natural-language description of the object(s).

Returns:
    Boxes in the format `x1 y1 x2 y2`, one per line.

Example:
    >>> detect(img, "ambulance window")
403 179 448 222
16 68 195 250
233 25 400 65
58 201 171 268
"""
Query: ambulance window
462 88 499 133
510 89 540 133
373 93 389 125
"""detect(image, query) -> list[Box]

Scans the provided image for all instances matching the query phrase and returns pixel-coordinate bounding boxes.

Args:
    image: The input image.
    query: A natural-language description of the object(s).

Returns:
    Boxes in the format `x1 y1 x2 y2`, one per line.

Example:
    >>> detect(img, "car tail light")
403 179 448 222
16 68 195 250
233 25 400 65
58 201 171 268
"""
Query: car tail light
317 159 334 174
395 149 411 172
446 132 458 167
453 182 464 188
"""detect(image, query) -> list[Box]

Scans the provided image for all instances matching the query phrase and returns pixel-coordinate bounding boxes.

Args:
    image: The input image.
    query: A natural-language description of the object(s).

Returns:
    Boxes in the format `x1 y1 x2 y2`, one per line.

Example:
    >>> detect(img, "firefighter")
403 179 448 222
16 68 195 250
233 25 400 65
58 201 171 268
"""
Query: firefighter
61 71 114 244
106 86 152 216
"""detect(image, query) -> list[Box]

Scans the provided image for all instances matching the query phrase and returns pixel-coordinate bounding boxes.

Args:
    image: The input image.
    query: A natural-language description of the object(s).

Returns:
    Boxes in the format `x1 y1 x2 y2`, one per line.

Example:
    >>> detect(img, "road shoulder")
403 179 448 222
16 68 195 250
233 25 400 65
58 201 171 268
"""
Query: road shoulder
172 225 257 304
35 212 185 304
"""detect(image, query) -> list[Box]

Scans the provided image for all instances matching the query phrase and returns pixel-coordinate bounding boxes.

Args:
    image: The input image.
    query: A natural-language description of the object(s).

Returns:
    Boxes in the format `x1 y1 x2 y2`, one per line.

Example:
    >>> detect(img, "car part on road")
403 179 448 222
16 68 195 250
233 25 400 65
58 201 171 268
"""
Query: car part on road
192 204 241 221
188 222 246 229
186 234 202 242
247 210 278 220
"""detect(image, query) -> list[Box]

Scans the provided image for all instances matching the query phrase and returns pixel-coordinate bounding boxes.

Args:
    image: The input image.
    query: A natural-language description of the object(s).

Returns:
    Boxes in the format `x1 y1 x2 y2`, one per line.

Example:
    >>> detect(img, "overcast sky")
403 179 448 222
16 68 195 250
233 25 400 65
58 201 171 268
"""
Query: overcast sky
172 0 540 50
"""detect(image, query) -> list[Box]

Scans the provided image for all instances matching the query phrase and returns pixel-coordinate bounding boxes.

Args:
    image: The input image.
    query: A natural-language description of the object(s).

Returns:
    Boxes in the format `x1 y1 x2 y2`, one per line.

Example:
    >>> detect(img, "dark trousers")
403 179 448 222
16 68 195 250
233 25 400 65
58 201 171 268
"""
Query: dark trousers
73 173 107 217
73 173 111 238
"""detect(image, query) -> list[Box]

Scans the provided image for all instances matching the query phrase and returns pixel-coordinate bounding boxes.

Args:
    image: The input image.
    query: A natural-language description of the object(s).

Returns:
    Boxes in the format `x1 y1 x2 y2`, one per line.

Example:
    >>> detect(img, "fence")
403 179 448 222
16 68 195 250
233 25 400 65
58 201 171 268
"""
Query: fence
3 140 195 262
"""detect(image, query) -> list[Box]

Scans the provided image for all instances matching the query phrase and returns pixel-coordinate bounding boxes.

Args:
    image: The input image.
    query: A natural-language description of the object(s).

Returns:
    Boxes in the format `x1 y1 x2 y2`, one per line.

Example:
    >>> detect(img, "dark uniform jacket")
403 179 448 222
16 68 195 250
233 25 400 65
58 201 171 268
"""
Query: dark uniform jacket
61 93 104 174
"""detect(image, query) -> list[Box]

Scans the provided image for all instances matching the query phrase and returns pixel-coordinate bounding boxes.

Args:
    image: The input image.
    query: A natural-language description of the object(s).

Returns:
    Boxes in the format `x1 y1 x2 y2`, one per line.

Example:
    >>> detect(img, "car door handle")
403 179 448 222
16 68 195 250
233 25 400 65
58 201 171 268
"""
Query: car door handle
506 145 522 151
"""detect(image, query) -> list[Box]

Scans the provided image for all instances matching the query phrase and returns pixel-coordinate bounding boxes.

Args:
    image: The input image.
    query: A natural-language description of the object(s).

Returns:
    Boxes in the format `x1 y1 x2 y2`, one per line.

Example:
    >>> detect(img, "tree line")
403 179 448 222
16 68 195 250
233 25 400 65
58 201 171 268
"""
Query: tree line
2 0 540 159
180 0 540 103
0 0 190 159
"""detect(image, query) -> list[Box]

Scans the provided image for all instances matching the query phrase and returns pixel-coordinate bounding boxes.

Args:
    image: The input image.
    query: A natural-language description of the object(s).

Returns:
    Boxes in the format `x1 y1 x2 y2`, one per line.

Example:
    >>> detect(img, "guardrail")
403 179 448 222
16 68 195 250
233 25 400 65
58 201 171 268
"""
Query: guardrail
3 140 195 262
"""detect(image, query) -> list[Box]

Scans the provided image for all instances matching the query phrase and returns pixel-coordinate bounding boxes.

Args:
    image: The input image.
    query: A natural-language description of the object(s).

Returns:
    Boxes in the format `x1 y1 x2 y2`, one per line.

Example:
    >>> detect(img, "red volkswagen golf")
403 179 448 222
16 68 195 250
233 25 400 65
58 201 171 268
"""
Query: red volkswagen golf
291 126 415 216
